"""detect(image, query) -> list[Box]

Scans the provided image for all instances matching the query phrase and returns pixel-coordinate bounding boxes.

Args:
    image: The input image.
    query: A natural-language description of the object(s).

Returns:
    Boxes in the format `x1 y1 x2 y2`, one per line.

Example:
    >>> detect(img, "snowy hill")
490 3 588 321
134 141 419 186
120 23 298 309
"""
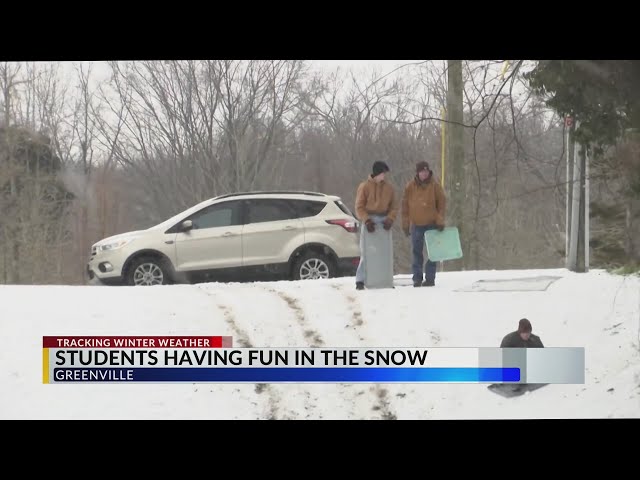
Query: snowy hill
1 268 638 419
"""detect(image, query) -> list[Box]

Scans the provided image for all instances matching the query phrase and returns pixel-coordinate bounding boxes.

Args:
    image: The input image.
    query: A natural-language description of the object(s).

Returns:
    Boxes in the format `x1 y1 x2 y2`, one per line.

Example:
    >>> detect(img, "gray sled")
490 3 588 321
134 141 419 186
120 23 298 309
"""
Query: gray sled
360 220 394 289
487 383 549 398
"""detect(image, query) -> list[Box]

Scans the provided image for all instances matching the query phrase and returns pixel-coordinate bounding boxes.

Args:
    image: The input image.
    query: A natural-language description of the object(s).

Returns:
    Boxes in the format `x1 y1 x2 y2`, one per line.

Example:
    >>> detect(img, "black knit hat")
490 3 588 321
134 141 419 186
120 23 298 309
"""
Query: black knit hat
372 161 390 177
518 318 532 333
416 161 431 174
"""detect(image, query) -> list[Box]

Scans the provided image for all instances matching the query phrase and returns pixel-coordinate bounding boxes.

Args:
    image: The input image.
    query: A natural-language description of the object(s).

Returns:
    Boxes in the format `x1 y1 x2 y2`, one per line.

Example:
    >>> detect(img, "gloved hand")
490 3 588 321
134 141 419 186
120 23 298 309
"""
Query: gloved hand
383 218 393 230
365 219 375 233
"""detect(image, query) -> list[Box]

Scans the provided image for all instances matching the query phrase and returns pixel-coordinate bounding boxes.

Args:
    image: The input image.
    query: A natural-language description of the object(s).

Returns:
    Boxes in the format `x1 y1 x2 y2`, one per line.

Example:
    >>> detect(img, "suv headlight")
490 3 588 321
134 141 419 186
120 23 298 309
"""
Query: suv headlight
98 238 134 252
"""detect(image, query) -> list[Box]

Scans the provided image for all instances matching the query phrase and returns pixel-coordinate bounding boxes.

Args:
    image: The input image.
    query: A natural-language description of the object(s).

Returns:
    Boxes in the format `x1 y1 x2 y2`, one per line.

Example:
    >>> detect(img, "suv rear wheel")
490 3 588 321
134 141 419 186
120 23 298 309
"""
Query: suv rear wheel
126 256 170 286
292 252 334 280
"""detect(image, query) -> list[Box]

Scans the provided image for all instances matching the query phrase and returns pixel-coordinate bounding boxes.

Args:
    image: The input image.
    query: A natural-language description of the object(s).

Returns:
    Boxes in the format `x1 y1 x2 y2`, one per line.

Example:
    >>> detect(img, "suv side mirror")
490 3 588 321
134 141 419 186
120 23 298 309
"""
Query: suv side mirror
180 220 194 232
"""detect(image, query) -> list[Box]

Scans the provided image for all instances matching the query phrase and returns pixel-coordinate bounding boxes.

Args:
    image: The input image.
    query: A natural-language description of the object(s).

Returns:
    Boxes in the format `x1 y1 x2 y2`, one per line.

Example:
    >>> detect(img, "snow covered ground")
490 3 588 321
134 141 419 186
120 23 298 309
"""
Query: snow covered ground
1 268 638 419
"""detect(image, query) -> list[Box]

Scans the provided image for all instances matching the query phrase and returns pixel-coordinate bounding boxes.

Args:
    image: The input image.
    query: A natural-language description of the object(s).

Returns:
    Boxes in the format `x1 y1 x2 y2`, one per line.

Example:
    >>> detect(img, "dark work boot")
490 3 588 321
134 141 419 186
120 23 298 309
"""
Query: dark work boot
356 282 365 290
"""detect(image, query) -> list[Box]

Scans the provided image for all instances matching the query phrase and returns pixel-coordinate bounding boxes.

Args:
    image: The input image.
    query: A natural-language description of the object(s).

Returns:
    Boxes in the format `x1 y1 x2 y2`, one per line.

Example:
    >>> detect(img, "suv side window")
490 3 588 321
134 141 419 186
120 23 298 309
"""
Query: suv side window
334 200 354 217
187 201 243 230
290 199 327 218
245 199 298 224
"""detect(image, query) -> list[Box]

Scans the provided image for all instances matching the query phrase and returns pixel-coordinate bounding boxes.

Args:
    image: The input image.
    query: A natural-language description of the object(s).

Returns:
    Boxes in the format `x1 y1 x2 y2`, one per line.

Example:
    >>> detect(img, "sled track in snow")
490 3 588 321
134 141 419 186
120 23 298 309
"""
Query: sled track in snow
262 286 324 347
345 292 397 420
263 283 396 419
327 283 398 420
196 286 282 420
256 284 331 418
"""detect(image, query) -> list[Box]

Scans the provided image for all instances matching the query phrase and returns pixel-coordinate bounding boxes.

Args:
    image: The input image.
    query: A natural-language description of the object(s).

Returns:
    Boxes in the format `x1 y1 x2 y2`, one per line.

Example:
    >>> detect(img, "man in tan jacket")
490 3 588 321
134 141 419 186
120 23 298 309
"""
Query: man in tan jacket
401 161 446 287
354 161 397 290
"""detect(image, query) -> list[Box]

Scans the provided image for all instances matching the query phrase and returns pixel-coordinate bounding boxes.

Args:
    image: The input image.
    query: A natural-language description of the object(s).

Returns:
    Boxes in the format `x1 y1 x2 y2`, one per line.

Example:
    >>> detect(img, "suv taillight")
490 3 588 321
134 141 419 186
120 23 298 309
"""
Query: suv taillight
326 219 358 233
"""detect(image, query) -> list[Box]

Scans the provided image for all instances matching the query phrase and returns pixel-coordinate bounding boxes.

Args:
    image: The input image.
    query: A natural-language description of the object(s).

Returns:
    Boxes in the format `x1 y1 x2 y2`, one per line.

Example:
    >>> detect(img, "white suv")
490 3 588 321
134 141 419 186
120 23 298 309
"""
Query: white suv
87 191 361 286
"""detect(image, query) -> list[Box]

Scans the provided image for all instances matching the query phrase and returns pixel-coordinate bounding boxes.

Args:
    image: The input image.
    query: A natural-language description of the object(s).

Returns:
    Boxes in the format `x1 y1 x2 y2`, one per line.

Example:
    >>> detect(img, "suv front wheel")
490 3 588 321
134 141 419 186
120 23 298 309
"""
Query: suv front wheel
126 256 170 286
292 252 334 280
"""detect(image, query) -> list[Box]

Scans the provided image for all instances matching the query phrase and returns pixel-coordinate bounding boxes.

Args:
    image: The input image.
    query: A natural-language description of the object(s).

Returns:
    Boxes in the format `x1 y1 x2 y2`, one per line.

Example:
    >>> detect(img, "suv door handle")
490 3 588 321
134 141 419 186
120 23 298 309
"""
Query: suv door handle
282 226 296 231
222 232 236 237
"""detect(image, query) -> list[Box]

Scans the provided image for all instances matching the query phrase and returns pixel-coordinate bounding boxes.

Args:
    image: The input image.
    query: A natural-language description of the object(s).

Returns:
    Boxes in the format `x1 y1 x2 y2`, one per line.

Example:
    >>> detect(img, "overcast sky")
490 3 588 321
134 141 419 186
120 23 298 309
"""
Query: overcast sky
58 60 425 84
311 60 423 71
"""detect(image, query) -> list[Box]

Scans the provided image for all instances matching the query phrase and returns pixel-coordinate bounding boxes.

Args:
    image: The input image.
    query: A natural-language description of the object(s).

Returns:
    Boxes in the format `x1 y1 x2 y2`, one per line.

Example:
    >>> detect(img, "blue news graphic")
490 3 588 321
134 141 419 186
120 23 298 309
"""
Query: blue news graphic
52 367 520 382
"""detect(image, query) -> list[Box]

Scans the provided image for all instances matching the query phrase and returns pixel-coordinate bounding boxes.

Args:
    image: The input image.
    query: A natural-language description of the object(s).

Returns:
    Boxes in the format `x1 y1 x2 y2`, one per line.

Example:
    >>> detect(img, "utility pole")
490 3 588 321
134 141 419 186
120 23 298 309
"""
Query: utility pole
446 60 465 270
440 106 446 274
576 141 587 272
567 119 588 272
584 145 590 271
565 115 575 268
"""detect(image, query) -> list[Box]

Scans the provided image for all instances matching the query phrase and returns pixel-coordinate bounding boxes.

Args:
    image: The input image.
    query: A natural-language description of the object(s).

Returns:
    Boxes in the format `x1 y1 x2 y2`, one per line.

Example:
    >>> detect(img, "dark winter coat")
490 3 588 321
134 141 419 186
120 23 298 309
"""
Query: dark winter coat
500 331 544 348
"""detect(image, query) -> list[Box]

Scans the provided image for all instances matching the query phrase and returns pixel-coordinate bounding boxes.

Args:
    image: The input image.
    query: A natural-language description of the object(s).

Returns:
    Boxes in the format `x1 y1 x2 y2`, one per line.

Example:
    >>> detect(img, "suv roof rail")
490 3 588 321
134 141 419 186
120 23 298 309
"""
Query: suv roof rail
213 190 329 200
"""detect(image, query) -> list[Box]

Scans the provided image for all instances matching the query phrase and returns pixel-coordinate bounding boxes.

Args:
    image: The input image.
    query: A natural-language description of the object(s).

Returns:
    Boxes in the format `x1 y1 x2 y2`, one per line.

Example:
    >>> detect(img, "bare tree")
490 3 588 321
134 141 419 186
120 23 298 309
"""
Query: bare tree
0 60 595 284
1 63 27 283
210 60 308 191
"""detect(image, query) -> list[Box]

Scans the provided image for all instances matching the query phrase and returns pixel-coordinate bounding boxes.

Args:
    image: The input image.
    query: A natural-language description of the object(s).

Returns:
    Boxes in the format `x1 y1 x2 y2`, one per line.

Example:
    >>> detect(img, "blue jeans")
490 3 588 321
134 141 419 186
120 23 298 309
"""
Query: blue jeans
356 214 386 284
411 224 438 284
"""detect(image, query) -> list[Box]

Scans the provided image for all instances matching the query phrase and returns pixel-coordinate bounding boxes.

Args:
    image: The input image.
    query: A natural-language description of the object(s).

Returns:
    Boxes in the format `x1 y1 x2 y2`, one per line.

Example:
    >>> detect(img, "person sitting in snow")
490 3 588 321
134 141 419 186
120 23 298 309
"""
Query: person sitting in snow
500 318 544 348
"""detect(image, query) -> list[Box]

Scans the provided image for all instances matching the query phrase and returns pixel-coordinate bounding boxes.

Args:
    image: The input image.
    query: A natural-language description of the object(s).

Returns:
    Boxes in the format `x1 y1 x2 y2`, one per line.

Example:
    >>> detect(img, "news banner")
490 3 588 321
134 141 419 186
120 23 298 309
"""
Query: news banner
42 336 585 384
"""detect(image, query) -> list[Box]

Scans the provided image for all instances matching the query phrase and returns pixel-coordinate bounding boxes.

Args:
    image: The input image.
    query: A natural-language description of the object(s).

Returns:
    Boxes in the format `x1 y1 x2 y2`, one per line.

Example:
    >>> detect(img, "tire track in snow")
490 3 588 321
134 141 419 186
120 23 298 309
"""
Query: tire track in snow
196 286 282 420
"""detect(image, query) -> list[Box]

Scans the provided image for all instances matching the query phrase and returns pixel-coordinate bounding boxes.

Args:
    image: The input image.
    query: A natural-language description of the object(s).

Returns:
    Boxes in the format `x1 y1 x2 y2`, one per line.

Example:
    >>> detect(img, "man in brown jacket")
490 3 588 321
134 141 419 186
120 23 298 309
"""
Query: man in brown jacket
354 160 397 290
401 161 446 287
